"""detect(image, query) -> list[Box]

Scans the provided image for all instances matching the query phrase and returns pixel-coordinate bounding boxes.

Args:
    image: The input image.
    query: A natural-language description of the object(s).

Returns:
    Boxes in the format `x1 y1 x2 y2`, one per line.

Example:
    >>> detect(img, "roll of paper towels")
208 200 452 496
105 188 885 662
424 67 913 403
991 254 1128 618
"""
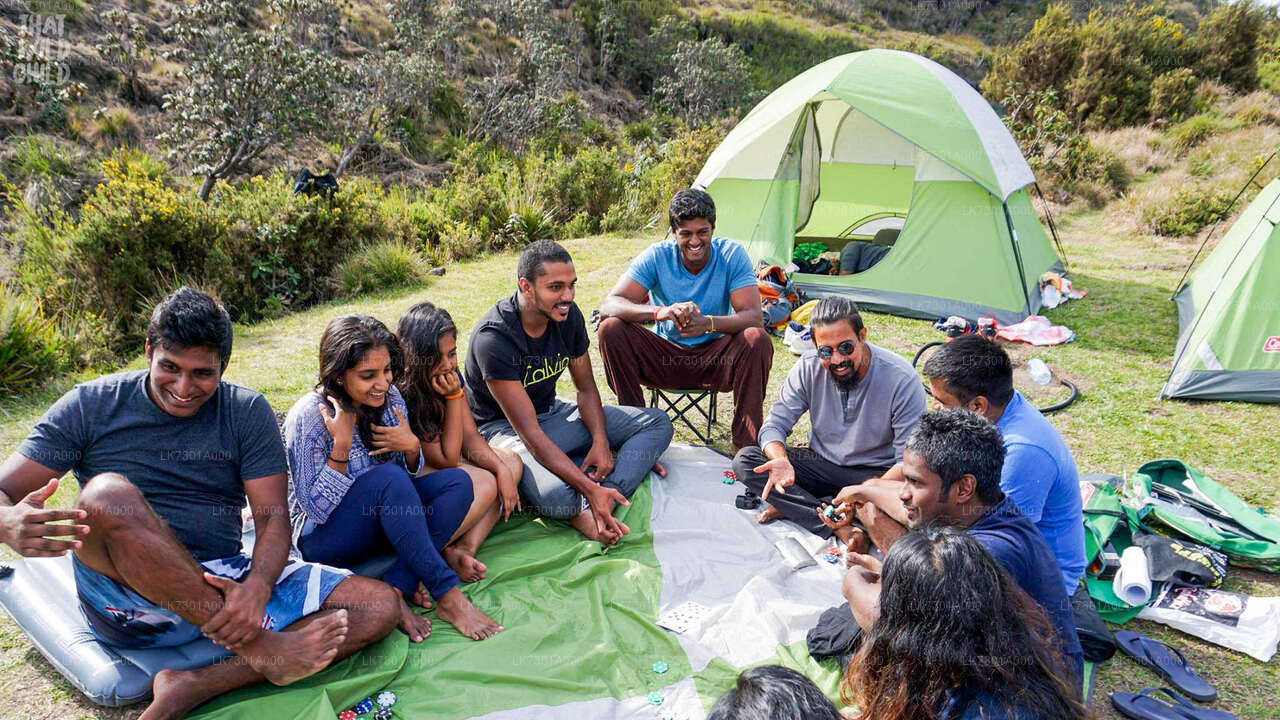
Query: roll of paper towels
1113 546 1153 607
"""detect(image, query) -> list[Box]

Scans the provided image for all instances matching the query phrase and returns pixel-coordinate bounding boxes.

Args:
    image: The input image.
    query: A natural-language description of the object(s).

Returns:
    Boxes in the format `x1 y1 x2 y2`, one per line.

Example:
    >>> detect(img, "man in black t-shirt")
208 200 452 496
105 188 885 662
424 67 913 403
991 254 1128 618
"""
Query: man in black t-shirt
466 240 673 544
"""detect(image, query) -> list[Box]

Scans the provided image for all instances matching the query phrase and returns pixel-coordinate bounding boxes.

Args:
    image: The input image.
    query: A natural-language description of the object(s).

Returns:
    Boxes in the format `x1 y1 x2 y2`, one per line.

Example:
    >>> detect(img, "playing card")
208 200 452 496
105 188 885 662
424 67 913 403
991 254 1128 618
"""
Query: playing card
657 601 711 634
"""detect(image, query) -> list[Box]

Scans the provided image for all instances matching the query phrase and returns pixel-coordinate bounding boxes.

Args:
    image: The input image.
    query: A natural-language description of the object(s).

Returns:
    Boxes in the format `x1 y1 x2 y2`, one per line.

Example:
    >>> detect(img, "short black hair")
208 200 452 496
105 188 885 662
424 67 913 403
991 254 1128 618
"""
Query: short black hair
921 334 1015 407
145 286 233 367
905 409 1005 505
809 295 865 336
517 239 573 282
708 665 841 720
668 188 716 231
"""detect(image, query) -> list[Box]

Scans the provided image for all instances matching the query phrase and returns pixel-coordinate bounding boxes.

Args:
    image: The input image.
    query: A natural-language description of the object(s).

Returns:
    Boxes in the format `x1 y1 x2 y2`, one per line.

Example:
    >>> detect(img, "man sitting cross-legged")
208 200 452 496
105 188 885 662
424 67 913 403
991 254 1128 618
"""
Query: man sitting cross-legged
0 288 399 720
732 296 925 546
466 240 674 545
816 409 1083 684
597 188 773 450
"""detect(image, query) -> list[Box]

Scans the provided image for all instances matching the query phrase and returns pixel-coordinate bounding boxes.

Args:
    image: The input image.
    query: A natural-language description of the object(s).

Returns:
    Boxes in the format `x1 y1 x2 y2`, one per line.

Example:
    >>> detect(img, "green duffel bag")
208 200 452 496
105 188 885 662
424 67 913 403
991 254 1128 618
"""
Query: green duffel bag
1080 475 1144 624
1128 459 1280 573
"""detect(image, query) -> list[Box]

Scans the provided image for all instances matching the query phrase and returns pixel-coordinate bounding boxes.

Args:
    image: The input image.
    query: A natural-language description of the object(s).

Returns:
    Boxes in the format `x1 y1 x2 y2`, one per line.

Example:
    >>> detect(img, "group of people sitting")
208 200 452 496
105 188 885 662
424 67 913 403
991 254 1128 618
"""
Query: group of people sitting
0 188 1091 720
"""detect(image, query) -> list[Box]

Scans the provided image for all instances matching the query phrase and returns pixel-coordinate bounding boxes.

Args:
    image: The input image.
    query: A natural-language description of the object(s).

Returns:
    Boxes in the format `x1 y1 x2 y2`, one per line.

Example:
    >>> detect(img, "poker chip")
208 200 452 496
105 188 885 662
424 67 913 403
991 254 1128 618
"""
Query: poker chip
647 691 665 706
722 470 736 480
373 710 392 720
376 691 397 708
721 476 735 484
652 660 669 674
823 553 840 564
338 711 357 720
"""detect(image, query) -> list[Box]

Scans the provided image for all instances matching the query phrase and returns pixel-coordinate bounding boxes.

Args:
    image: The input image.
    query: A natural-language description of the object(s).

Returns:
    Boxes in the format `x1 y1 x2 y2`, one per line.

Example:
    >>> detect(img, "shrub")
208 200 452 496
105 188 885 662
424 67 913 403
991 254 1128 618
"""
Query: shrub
0 289 65 395
1144 184 1233 236
494 205 558 249
1149 69 1198 122
981 3 1079 106
536 146 627 233
1195 1 1267 92
1167 113 1235 153
334 241 429 297
654 37 751 125
697 11 863 97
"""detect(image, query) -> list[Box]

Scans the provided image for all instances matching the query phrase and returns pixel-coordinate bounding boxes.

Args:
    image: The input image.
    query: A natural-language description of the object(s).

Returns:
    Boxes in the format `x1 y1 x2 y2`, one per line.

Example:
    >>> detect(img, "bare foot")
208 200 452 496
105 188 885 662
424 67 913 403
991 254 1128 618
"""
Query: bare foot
412 583 434 610
756 504 784 524
398 595 432 643
141 668 203 720
243 609 348 685
443 545 488 582
838 527 870 555
569 508 607 543
435 587 504 640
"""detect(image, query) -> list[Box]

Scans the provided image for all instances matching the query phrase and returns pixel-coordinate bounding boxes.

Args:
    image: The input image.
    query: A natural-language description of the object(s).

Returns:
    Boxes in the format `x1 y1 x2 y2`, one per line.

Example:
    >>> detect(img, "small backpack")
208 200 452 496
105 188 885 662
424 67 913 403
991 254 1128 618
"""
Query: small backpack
756 263 800 330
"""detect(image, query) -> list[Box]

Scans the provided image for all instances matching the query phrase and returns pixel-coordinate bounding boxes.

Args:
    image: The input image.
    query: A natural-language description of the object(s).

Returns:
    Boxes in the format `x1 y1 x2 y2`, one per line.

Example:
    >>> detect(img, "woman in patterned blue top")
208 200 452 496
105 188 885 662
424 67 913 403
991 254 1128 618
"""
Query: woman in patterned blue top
284 315 504 641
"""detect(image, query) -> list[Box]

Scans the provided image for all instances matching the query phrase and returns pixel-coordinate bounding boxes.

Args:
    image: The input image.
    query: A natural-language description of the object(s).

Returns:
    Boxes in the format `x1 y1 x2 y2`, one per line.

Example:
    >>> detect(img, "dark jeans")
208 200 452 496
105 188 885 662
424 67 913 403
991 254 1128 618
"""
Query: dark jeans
597 317 773 450
298 462 473 599
733 445 889 538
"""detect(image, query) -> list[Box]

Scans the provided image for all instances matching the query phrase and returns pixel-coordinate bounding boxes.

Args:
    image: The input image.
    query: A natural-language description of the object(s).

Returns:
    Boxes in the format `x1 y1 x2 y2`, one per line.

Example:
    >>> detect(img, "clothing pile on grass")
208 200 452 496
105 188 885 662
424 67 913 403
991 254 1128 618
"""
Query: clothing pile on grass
1080 459 1280 663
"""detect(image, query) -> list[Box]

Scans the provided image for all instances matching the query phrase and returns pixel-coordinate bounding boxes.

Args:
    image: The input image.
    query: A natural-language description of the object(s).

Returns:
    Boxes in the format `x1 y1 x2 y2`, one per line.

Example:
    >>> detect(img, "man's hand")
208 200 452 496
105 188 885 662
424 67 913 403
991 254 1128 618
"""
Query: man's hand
832 484 864 509
678 306 713 338
429 371 463 398
845 551 883 576
581 441 615 483
586 484 630 540
658 302 698 329
817 502 853 531
753 456 796 501
370 408 419 456
0 478 89 557
496 466 521 522
317 395 356 449
201 573 271 649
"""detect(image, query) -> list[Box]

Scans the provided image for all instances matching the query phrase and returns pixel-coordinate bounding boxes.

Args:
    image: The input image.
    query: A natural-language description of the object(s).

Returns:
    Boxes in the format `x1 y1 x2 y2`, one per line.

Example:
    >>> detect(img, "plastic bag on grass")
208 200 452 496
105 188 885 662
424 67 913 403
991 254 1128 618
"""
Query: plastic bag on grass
1137 585 1280 662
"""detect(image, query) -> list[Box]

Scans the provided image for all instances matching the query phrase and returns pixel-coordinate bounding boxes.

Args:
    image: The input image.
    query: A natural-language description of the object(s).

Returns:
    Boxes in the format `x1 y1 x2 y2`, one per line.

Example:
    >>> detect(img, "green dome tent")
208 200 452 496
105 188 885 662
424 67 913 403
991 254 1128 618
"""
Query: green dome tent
1161 173 1280 402
694 49 1065 324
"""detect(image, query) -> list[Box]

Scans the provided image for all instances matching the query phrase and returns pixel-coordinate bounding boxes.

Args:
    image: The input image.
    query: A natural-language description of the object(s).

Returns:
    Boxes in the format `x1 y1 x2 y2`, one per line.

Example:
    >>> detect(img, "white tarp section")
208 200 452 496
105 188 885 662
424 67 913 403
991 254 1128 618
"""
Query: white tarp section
902 52 1034 198
470 445 846 720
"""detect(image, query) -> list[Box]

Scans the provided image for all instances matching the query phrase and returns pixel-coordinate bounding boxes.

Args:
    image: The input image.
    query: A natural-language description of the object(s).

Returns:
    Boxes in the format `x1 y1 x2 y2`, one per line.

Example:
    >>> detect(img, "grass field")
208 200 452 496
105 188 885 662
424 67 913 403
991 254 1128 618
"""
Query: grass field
1 210 1278 717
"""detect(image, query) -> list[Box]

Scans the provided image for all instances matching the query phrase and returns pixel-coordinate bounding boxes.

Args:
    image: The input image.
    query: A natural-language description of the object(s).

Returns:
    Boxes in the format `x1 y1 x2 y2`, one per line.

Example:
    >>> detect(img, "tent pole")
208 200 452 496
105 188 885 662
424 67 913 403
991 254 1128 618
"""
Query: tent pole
1033 182 1070 269
1002 201 1033 318
1171 145 1279 299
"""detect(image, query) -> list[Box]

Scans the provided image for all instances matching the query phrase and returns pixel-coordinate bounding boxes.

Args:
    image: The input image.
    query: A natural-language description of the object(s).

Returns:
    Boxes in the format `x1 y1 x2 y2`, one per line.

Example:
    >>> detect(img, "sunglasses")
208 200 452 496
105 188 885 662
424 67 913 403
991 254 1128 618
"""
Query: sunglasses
816 340 857 360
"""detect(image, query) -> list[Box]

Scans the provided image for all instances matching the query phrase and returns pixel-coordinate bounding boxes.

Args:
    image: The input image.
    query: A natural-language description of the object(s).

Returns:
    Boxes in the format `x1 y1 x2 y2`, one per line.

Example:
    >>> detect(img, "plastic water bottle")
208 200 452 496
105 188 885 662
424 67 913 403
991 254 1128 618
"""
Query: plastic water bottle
1027 358 1052 385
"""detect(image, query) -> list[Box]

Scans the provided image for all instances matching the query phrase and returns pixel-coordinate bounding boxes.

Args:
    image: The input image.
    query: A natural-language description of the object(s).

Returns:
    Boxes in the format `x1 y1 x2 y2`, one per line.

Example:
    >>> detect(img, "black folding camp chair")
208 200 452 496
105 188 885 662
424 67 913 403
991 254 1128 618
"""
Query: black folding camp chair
646 386 718 445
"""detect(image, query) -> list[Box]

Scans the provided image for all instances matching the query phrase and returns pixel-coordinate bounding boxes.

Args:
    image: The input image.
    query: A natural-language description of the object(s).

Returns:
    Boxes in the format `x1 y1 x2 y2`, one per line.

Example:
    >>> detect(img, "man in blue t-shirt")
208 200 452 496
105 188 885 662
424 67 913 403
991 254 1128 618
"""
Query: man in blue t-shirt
597 189 773 449
921 335 1086 596
834 410 1083 685
0 288 400 716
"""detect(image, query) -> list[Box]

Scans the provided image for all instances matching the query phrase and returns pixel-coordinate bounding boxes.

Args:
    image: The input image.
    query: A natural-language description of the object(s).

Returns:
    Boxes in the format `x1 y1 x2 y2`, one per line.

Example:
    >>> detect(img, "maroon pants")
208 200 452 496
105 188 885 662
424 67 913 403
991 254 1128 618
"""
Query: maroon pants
596 317 774 450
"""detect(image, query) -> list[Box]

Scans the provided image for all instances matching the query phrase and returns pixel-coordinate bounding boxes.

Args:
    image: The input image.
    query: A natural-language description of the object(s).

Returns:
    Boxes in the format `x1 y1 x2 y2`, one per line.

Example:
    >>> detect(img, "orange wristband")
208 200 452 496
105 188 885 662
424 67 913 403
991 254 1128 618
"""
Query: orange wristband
444 390 465 401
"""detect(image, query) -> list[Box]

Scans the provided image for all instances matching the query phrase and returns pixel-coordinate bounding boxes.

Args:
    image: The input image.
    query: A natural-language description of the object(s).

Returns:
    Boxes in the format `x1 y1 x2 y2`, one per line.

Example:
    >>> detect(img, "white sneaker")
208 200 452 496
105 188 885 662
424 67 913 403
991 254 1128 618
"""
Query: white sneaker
784 321 812 355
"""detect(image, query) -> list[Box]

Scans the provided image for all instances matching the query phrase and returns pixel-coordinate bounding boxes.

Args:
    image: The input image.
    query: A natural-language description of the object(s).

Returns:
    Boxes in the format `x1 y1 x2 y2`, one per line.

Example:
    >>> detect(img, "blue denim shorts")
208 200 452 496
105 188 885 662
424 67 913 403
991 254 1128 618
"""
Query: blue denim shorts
72 554 350 649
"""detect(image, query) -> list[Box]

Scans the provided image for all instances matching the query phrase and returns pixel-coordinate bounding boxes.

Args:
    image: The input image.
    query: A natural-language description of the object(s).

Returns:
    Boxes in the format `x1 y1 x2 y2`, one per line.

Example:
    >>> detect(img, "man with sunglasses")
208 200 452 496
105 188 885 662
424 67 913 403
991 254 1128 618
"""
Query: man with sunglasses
732 296 925 547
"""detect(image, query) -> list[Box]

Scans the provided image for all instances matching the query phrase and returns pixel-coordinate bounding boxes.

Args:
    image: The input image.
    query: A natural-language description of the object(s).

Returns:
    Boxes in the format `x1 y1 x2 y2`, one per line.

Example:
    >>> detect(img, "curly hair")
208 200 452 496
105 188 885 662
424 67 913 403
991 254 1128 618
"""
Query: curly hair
395 301 457 441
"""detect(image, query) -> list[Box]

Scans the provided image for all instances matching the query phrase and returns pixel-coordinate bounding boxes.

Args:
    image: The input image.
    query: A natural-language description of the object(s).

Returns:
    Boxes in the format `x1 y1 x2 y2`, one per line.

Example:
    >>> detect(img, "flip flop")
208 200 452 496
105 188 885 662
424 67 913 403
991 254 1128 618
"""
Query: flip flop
1115 630 1217 703
1111 688 1237 720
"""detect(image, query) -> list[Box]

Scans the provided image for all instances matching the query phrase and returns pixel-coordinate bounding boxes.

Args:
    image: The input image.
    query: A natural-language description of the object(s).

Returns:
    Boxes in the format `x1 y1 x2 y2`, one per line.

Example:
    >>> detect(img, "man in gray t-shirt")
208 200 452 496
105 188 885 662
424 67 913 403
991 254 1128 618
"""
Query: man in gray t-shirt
733 297 925 546
0 288 401 715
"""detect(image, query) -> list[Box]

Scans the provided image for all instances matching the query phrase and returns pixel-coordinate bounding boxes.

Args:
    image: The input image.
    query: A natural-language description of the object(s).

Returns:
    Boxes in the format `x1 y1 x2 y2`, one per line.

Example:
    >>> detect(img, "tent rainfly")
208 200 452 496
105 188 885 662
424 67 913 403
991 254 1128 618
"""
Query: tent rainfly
1162 173 1280 403
694 49 1064 324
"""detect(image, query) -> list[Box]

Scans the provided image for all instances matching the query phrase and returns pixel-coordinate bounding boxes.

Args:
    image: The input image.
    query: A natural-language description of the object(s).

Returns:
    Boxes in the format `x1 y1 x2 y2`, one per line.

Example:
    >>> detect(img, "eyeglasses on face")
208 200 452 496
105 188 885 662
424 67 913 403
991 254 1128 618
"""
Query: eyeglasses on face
816 340 857 360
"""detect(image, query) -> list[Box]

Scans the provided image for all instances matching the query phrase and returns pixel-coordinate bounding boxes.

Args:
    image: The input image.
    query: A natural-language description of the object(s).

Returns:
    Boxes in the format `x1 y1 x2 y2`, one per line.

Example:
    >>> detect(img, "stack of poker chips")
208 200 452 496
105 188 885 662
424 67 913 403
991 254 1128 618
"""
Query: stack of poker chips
341 691 397 719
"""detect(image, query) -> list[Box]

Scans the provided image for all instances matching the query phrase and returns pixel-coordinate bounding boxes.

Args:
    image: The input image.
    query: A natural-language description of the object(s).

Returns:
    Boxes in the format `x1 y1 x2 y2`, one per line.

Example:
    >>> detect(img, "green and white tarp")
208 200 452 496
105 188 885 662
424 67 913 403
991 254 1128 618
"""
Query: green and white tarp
190 446 848 719
1162 176 1280 402
694 49 1063 324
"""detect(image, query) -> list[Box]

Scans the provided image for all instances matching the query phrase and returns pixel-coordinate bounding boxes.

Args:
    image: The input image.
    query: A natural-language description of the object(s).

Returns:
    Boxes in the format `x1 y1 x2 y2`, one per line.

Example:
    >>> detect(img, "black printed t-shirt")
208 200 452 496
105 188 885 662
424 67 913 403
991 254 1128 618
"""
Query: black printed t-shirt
465 293 589 425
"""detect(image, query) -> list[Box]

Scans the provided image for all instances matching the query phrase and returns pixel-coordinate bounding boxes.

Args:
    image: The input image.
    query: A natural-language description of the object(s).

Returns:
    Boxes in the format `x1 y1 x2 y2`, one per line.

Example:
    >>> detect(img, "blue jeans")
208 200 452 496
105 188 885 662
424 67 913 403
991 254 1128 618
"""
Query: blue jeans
478 399 674 519
298 462 472 599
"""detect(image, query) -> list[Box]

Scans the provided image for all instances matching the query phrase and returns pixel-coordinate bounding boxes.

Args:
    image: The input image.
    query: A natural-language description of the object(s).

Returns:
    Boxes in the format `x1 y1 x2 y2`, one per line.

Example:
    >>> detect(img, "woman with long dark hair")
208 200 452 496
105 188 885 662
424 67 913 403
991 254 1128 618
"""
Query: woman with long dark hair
842 526 1088 720
396 302 522 573
284 314 504 641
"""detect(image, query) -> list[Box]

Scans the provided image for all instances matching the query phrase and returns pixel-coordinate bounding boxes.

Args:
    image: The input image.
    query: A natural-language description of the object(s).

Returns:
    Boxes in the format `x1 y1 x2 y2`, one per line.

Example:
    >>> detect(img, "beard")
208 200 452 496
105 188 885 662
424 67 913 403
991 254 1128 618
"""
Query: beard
829 360 859 391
